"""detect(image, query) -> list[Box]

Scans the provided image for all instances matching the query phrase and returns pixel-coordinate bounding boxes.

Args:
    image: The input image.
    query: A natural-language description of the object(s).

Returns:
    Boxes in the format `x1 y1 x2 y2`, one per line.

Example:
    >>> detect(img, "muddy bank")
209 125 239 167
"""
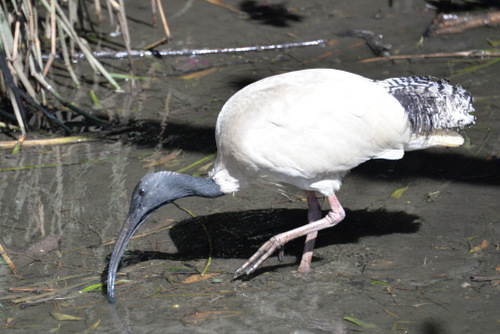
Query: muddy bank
1 1 499 333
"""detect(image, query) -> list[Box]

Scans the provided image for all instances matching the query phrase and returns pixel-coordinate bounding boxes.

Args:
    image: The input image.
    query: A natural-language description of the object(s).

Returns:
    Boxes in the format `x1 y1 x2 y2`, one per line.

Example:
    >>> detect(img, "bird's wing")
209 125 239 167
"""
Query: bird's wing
213 69 411 195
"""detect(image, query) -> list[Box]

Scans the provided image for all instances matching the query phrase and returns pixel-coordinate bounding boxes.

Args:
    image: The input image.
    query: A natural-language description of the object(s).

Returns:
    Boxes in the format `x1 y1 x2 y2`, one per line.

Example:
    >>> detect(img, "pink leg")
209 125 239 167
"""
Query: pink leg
297 191 323 273
234 193 346 277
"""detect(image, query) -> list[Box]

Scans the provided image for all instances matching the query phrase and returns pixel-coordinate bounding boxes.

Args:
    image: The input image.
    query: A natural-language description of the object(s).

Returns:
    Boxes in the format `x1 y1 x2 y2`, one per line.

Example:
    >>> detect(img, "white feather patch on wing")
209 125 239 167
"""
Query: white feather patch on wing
373 149 405 160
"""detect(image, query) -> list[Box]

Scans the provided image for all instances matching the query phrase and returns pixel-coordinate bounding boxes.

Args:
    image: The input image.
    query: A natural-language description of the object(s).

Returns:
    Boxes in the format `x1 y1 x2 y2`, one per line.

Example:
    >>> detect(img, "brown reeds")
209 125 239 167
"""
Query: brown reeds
0 1 172 152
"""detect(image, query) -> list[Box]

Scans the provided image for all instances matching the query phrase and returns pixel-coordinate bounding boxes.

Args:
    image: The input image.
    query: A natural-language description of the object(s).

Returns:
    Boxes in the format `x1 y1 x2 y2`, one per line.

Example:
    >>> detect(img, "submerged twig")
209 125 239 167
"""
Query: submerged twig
41 39 328 60
471 275 500 281
0 135 97 150
204 0 241 14
198 221 213 277
0 241 20 278
11 277 99 305
361 49 500 63
103 225 174 246
337 30 391 57
426 11 500 37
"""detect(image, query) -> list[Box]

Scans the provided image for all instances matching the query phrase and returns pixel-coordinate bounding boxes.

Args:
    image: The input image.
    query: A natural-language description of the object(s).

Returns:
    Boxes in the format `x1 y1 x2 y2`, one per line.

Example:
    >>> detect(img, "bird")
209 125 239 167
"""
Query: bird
107 68 475 303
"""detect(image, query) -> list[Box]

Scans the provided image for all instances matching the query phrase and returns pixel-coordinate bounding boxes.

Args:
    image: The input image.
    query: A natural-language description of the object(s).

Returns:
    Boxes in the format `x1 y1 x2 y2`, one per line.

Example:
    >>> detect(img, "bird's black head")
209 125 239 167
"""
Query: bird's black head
106 171 223 303
128 172 188 219
107 171 191 303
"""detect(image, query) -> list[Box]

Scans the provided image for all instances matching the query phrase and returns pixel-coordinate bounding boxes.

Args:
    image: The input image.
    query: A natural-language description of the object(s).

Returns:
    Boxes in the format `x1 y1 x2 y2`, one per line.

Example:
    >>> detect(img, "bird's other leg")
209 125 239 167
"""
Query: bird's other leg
277 191 321 265
297 191 322 273
234 194 346 277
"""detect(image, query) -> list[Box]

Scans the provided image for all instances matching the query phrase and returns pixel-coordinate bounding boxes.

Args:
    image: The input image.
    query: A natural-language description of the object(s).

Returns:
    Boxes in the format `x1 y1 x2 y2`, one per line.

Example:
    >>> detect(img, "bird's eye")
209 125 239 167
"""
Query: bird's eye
138 188 146 196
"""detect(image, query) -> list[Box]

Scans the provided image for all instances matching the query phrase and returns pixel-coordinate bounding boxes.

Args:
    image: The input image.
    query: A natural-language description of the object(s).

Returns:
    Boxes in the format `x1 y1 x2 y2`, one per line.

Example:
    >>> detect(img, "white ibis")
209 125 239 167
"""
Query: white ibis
107 69 475 303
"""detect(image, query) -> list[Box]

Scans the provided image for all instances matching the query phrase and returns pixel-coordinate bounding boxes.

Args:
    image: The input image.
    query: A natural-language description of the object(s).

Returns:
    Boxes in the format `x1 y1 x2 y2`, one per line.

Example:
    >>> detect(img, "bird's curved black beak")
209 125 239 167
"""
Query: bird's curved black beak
107 206 148 304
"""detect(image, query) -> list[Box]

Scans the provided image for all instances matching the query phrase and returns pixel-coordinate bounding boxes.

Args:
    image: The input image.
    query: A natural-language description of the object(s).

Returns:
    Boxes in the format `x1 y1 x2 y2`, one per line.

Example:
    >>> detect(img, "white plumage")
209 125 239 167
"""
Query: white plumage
107 68 474 303
211 69 473 196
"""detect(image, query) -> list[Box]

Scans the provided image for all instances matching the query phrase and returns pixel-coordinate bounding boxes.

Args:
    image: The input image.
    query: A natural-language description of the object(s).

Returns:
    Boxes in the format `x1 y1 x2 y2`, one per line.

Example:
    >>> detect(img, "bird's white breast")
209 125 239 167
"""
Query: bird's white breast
211 69 412 196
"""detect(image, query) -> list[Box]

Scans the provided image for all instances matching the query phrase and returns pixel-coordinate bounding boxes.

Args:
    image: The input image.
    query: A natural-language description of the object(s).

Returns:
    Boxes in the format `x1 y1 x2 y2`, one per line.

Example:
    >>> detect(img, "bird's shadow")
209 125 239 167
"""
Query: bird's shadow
108 208 420 276
239 1 302 27
425 0 500 12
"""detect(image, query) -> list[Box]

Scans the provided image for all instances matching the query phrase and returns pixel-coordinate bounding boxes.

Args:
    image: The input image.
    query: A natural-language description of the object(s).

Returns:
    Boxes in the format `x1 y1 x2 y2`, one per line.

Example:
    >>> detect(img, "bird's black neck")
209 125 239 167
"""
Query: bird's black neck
190 175 225 198
169 172 224 199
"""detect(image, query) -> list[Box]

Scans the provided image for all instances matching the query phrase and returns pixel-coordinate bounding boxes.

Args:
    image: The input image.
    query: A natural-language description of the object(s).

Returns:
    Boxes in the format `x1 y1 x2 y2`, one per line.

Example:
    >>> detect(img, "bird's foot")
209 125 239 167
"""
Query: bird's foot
297 261 311 273
234 236 283 278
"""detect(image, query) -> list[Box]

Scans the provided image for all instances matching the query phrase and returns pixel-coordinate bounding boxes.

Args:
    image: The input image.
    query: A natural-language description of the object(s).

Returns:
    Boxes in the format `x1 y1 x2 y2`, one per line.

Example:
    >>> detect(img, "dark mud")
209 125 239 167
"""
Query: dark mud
1 0 499 333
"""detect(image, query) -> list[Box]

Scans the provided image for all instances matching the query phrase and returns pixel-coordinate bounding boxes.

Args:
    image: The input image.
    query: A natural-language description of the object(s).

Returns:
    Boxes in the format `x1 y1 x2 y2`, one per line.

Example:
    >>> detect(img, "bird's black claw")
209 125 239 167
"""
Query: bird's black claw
277 246 284 263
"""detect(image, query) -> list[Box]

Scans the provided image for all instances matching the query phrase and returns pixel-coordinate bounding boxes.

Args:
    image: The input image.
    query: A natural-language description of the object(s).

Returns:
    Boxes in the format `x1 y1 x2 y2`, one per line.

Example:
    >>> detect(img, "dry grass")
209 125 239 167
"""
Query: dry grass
0 0 169 148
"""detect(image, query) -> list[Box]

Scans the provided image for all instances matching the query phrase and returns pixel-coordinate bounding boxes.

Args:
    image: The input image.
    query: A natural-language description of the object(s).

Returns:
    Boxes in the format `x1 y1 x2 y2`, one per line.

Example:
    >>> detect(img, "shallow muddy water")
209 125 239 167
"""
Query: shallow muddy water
1 0 500 333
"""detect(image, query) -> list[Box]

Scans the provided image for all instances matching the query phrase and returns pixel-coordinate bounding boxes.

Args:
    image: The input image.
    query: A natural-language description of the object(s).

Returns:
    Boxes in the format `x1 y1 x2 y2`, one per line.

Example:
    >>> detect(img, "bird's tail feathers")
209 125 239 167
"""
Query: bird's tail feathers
377 76 475 135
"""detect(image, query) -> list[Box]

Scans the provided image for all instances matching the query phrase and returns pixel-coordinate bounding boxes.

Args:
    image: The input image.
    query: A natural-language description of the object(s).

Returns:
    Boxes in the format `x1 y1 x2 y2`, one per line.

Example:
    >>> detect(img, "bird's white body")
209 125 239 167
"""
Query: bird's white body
211 69 470 197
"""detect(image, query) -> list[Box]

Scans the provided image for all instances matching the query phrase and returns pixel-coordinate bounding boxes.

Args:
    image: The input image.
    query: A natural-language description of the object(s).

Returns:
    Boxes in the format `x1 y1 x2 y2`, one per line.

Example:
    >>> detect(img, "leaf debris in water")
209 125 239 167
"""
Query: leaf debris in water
181 273 219 284
49 312 83 321
391 185 409 199
80 283 103 292
469 240 489 253
344 316 378 329
178 68 218 80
